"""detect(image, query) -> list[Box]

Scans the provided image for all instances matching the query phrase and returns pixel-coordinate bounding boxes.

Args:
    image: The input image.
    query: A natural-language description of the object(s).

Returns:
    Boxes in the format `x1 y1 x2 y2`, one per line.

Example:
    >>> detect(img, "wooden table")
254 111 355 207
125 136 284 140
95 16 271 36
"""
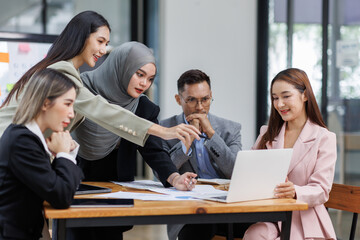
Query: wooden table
44 182 308 240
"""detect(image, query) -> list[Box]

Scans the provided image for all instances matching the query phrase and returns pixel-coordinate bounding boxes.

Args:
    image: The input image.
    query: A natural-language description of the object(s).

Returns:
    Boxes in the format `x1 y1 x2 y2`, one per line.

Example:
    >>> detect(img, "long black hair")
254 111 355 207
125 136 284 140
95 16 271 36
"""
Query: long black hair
1 11 110 107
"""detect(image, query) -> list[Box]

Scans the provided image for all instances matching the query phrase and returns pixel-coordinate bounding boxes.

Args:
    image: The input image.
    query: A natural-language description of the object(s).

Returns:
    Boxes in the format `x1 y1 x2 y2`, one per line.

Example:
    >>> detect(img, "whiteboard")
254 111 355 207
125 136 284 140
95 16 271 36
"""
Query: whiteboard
0 41 52 104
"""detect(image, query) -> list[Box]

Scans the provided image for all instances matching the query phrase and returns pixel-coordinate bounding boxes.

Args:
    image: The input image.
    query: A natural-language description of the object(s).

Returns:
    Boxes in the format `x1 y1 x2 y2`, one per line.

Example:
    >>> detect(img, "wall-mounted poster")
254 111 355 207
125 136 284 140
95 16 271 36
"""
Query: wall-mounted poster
0 32 56 105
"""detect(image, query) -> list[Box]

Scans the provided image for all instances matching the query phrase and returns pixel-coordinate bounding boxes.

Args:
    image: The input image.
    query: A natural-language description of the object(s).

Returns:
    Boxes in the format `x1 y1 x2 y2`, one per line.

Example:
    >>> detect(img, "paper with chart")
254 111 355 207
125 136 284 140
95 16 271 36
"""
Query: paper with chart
104 180 227 200
96 191 193 201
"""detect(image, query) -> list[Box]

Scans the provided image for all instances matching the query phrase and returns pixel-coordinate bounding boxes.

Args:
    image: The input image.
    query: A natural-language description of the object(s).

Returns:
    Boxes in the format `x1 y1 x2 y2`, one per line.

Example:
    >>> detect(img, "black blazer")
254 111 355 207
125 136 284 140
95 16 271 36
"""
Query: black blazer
80 96 177 187
0 124 83 240
116 96 178 186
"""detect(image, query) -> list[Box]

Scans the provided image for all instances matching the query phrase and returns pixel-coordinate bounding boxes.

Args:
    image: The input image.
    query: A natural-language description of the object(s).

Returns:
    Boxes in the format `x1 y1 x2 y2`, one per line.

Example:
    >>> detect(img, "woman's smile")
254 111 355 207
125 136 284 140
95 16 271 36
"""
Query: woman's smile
135 88 143 94
279 109 290 115
93 54 100 62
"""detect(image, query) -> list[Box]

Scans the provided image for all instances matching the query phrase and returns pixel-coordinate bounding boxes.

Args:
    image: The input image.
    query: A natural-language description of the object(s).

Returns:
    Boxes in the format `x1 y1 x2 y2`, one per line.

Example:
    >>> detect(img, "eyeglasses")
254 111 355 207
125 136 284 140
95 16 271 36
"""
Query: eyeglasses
180 95 213 107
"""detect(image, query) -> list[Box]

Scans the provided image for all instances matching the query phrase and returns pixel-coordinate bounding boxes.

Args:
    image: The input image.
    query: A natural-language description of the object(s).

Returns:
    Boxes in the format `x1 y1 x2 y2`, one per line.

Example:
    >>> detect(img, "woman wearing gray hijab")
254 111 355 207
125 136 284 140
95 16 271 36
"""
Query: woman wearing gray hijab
70 42 197 240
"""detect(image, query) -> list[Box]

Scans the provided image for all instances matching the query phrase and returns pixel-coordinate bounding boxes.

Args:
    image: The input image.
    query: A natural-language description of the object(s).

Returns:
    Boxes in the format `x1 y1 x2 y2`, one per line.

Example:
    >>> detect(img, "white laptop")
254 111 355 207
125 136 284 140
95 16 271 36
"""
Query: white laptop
197 148 293 203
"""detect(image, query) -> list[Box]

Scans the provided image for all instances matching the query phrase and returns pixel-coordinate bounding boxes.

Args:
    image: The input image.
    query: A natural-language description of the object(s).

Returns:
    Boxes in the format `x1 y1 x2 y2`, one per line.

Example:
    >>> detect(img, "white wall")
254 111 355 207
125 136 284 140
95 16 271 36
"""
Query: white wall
158 0 257 150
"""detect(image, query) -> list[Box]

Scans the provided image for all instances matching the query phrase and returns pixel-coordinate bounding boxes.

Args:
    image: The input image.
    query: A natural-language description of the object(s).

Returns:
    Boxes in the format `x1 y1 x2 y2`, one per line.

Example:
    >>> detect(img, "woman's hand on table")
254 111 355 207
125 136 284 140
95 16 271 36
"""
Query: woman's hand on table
168 172 198 191
274 178 296 199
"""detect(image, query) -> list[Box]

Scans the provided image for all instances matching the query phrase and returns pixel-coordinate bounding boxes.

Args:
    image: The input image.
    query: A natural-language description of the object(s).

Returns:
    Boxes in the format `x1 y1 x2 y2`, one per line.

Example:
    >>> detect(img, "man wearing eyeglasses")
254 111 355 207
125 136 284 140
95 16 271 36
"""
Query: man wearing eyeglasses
160 69 248 240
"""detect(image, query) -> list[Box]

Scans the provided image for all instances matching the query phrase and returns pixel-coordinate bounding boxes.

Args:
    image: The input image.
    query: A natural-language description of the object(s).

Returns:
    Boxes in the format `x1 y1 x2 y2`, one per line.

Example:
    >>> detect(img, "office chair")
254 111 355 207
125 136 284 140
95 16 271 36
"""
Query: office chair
325 183 360 240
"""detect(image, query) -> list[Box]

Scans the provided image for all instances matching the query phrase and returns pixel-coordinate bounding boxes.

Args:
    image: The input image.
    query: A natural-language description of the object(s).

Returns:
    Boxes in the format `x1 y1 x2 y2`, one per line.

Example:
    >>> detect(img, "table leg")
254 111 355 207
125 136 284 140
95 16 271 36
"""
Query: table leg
52 219 66 240
226 223 234 240
350 212 358 240
280 211 292 240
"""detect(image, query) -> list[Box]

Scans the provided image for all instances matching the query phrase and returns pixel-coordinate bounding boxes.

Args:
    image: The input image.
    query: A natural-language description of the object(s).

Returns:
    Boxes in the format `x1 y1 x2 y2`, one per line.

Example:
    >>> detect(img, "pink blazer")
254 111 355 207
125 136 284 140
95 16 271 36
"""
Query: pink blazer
253 120 337 239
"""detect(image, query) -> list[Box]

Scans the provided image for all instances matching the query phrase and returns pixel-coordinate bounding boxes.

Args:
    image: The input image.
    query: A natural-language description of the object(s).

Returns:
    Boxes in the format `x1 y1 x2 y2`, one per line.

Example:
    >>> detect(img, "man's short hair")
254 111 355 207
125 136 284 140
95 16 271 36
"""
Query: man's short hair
177 69 211 93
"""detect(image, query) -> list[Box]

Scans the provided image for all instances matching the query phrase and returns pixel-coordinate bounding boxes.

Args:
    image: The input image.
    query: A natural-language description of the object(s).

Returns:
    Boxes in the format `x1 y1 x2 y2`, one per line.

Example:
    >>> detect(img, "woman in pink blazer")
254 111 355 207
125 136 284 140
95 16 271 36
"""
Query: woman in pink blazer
243 68 336 240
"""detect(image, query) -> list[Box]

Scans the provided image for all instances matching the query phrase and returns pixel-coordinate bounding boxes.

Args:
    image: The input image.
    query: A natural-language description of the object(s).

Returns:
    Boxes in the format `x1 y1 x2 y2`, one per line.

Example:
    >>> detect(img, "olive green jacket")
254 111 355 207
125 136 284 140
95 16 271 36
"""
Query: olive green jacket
0 60 152 146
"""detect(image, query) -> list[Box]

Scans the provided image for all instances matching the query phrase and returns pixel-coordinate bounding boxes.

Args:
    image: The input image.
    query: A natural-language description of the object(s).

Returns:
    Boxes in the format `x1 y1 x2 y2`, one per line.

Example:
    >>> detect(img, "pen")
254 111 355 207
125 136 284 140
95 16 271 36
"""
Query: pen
188 176 198 188
198 134 209 140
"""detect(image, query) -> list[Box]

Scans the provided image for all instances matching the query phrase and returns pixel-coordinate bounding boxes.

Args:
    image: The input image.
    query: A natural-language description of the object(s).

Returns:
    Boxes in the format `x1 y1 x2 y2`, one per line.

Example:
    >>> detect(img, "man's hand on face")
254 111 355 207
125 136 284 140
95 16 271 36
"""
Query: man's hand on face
189 118 201 131
182 118 200 153
186 113 215 139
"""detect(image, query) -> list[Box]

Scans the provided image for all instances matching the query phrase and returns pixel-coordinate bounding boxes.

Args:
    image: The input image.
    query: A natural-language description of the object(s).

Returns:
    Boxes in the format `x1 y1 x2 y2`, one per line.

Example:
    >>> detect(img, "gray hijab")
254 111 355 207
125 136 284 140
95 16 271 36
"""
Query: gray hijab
72 42 156 160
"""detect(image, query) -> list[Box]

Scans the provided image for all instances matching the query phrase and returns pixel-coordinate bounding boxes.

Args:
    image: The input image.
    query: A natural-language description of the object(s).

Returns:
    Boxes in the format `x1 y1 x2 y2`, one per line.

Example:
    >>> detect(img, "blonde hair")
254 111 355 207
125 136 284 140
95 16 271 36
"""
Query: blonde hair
13 68 78 125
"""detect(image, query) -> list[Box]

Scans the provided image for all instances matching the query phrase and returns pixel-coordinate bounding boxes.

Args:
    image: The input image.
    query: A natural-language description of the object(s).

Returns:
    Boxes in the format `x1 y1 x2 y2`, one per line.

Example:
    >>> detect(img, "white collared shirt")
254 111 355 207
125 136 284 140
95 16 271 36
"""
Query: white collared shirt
25 120 78 164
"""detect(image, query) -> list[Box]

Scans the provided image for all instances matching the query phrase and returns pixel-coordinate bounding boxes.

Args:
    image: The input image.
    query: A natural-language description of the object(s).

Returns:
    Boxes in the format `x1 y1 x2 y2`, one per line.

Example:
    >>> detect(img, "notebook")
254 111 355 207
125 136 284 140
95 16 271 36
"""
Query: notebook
197 148 293 203
71 198 134 207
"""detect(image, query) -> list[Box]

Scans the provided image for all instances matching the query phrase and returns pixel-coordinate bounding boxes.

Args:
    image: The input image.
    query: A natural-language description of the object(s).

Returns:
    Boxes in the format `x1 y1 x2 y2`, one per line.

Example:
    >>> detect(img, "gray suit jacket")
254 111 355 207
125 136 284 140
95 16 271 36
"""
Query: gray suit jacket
160 112 241 240
160 113 241 179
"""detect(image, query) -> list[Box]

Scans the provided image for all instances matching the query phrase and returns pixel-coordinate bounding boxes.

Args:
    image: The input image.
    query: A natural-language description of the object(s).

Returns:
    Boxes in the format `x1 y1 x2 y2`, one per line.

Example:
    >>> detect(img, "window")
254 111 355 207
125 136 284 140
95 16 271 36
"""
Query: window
259 0 360 238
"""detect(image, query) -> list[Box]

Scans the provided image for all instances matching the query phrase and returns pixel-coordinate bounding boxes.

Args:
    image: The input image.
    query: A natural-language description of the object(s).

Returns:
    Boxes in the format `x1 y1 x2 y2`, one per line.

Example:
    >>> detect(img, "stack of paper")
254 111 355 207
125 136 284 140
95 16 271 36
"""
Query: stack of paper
95 180 227 201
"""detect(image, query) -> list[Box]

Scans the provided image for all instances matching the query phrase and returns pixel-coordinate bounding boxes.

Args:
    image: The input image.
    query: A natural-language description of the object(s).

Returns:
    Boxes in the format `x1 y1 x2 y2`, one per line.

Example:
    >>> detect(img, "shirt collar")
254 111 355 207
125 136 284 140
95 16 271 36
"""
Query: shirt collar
25 120 52 157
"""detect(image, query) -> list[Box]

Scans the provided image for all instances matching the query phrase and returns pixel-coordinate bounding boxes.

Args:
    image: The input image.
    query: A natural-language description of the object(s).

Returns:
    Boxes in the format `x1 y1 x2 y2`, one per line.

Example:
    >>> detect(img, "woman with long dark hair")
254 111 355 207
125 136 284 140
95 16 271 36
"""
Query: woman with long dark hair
243 68 336 240
2 10 111 106
0 11 199 148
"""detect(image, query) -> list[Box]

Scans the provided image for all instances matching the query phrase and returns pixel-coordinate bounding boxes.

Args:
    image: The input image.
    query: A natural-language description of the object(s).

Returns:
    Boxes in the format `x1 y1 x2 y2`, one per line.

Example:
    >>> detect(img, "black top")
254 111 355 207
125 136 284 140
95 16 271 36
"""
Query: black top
0 124 83 239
